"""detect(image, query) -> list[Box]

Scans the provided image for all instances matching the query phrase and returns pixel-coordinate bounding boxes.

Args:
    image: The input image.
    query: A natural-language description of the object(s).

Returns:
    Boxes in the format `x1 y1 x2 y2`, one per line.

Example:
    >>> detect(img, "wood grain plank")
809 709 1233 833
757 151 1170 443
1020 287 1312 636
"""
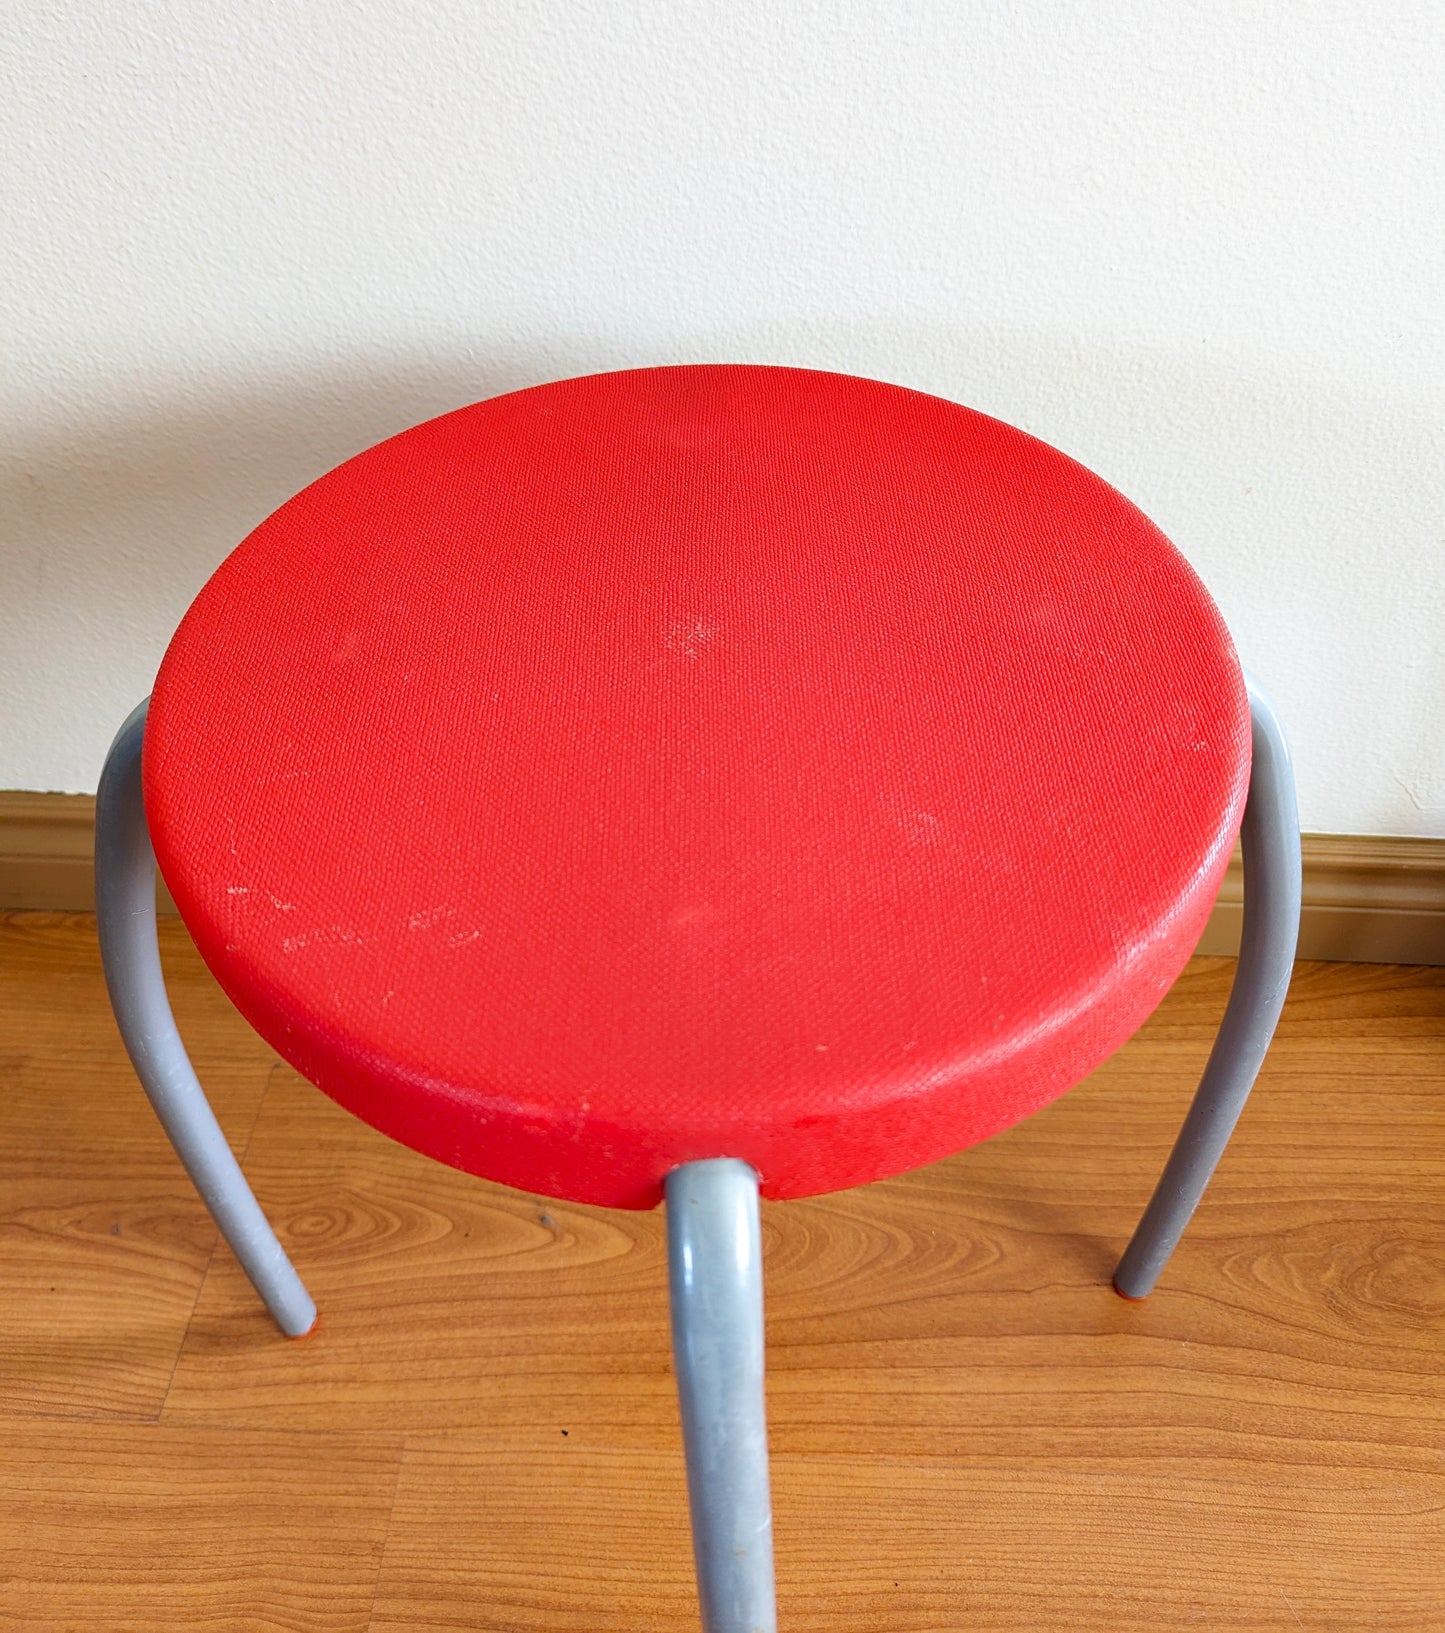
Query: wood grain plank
164 962 1445 1485
5 918 1444 1629
0 913 276 1417
368 1438 1445 1632
0 1421 402 1631
164 1071 680 1434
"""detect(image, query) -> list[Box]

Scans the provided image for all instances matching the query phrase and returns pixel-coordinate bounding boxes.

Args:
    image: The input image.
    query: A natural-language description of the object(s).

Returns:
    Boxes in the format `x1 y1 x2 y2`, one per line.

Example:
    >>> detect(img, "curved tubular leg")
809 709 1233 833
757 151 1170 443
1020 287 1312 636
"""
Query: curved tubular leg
1113 676 1302 1300
96 699 317 1337
666 1159 777 1633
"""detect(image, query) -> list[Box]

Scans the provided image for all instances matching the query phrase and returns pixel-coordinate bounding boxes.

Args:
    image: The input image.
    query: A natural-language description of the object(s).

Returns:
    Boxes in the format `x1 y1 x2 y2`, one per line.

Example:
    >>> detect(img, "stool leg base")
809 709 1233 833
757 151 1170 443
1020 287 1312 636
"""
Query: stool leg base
666 1158 777 1633
96 699 317 1338
1113 675 1302 1299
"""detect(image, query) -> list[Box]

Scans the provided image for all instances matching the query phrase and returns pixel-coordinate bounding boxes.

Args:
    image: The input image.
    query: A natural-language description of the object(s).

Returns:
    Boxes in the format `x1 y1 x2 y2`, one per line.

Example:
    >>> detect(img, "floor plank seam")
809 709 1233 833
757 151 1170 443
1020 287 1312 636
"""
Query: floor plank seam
0 1406 160 1427
156 1059 282 1423
154 1235 219 1423
363 1437 411 1633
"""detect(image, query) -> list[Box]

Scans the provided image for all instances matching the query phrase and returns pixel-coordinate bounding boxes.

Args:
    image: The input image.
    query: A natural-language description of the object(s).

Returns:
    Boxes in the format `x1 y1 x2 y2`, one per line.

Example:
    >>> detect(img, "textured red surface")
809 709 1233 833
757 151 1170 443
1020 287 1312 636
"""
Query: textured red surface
145 365 1249 1208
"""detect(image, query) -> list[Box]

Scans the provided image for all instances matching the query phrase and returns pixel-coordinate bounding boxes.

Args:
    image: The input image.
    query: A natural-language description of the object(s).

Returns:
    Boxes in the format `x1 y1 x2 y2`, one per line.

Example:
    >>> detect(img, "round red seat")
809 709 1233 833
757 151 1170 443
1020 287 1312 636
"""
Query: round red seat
143 364 1249 1209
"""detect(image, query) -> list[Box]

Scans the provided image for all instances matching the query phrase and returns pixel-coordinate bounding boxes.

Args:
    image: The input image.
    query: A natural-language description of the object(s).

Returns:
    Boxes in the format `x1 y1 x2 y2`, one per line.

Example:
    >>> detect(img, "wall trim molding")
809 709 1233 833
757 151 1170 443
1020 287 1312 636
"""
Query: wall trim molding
0 792 177 914
2 792 1442 964
1193 833 1445 963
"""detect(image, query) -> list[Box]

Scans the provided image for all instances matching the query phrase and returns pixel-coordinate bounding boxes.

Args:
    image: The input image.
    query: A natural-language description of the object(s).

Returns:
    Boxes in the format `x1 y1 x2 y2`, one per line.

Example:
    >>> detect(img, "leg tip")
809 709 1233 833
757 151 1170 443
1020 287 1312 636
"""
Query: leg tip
286 1311 320 1340
1112 1277 1149 1302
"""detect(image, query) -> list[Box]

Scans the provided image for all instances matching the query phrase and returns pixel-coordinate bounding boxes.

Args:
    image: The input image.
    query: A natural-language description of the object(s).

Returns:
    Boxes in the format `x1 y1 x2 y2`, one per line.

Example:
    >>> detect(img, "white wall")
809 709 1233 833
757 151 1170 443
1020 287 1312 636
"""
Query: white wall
3 0 1442 835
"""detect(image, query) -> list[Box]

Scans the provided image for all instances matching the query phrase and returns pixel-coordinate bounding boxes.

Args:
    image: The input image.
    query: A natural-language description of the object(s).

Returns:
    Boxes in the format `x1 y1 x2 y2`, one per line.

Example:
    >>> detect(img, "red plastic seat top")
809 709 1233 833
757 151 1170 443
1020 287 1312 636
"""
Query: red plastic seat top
145 365 1249 1208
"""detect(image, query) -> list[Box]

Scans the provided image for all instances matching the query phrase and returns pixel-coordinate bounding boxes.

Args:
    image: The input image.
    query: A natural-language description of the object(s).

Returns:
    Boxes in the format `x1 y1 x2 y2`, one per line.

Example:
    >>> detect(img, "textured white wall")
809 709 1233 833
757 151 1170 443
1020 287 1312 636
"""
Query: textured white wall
3 1 1442 834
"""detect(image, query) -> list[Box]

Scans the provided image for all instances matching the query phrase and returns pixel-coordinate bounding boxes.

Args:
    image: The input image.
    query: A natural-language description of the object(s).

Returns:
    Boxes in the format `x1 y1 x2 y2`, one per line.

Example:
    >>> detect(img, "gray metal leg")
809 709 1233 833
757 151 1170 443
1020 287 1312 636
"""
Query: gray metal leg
1113 675 1302 1299
96 699 317 1337
666 1159 777 1633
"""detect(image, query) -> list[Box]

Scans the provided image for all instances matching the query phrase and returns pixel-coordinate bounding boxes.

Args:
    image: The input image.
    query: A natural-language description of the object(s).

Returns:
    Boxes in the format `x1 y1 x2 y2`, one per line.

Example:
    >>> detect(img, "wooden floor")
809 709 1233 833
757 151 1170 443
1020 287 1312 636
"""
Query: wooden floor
2 913 1443 1631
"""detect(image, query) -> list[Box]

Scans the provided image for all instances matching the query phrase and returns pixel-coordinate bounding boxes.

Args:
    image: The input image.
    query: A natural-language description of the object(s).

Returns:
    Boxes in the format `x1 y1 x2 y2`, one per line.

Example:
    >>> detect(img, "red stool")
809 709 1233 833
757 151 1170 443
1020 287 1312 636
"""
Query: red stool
96 365 1300 1631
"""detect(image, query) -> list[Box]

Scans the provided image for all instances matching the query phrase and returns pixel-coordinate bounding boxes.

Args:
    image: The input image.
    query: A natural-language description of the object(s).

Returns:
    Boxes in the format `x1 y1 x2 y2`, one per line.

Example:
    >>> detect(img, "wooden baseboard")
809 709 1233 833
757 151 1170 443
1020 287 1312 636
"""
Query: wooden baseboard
3 792 1443 964
0 793 177 915
1192 833 1445 963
